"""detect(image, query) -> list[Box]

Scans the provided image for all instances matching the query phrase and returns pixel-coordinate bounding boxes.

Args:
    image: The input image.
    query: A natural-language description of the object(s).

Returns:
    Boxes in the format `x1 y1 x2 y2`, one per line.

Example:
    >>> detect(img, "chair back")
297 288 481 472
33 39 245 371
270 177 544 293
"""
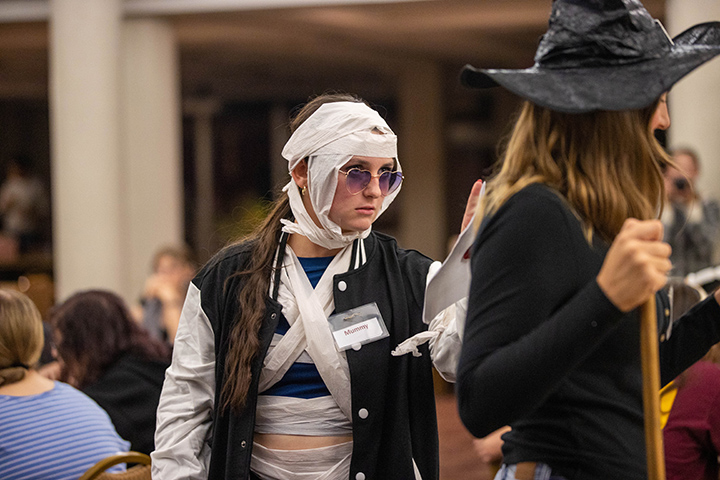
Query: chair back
78 451 151 480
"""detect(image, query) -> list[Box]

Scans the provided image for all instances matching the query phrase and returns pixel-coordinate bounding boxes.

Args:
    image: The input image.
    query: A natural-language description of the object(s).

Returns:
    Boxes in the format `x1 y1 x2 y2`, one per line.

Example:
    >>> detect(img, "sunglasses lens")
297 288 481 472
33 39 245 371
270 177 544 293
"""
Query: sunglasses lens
346 169 371 194
380 171 403 195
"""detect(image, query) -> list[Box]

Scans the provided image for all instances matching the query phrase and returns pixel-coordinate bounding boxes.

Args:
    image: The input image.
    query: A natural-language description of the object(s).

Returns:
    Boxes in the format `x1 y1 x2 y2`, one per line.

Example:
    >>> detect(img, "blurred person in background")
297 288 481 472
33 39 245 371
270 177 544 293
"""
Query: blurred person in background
136 244 196 345
0 289 129 479
662 147 720 278
663 279 720 480
51 289 171 454
0 154 50 254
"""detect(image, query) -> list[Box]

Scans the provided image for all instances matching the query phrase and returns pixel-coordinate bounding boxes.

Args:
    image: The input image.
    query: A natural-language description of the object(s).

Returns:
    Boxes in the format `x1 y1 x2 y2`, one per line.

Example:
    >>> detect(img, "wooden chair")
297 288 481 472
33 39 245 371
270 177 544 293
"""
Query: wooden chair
78 451 151 480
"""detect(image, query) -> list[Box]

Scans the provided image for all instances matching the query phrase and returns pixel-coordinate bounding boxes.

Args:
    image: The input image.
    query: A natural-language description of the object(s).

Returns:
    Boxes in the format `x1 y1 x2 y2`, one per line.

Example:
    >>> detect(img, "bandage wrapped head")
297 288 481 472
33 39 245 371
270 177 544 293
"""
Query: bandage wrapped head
281 101 401 250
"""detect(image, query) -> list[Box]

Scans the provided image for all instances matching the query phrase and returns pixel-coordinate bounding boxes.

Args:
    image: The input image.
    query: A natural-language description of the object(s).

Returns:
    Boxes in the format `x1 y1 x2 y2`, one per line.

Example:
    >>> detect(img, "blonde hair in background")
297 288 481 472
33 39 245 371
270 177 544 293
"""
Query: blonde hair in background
0 289 44 386
152 244 196 272
475 100 670 244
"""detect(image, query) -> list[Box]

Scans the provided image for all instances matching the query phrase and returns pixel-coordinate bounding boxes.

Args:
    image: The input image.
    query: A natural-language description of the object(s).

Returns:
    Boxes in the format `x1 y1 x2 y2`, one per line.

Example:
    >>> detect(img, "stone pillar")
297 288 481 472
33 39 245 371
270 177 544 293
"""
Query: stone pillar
396 60 446 260
121 19 183 300
49 0 125 301
665 0 720 202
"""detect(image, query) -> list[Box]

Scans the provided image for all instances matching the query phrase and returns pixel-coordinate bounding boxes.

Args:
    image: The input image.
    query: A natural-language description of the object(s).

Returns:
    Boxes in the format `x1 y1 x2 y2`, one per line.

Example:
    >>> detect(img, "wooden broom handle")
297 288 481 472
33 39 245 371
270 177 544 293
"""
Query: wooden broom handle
640 295 666 480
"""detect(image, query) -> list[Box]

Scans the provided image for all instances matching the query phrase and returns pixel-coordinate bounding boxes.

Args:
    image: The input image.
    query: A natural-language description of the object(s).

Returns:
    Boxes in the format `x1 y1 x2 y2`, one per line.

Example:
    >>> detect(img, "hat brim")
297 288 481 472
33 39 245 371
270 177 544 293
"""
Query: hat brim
461 22 720 113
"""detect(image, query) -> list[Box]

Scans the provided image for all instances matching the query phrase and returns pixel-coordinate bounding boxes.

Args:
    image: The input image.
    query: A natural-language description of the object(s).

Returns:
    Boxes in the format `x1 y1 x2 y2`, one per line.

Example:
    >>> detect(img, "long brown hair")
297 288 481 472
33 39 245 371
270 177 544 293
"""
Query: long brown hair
0 289 44 387
221 92 365 411
476 100 670 243
50 290 171 388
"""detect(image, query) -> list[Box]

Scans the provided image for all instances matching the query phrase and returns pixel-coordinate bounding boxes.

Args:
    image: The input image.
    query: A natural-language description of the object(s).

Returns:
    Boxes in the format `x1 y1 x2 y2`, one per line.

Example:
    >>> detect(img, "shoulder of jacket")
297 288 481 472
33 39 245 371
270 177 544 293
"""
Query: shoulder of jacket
370 231 433 267
194 240 256 285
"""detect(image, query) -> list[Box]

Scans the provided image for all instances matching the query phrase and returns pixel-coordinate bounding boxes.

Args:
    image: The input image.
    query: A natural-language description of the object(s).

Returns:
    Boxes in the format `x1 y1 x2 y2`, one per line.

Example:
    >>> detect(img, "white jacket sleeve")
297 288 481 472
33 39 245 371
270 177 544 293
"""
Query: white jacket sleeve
391 261 465 383
152 283 216 480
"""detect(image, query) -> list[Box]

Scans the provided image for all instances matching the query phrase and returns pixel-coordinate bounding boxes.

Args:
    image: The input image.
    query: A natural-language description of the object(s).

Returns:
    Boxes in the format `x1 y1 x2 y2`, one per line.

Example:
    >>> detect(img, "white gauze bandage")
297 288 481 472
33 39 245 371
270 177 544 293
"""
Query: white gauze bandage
281 101 401 250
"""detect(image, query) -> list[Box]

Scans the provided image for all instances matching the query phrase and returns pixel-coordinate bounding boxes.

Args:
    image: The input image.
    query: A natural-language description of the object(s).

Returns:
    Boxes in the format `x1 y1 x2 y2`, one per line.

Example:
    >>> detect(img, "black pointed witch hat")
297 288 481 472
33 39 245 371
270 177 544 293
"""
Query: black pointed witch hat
461 0 720 113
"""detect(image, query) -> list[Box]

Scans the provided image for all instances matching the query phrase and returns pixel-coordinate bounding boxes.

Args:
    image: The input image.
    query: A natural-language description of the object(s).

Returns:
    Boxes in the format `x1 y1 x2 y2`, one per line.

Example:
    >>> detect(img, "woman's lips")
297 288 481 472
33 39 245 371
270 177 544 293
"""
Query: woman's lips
356 206 375 215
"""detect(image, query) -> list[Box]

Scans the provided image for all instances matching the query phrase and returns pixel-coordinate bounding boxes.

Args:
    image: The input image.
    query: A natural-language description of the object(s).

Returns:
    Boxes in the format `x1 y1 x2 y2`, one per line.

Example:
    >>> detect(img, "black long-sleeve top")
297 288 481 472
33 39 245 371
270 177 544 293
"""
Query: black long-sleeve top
457 183 720 480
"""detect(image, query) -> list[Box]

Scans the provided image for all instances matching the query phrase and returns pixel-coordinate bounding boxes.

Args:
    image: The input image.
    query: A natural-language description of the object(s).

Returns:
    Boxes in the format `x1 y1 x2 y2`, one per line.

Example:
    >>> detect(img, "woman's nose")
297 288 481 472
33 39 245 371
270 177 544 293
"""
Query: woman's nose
651 100 671 131
363 175 383 197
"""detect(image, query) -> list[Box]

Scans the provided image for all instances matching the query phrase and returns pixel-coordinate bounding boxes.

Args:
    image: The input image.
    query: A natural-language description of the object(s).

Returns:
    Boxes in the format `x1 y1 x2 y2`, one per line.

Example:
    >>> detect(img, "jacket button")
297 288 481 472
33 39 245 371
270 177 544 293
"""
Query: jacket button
355 473 365 480
664 308 670 318
660 334 666 342
241 440 247 449
271 312 277 320
338 281 347 291
358 408 369 419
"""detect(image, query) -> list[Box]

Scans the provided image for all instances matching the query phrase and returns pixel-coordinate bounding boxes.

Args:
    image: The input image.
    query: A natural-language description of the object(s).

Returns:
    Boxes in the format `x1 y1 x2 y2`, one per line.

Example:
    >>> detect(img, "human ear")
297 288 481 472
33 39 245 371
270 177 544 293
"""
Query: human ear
290 158 309 188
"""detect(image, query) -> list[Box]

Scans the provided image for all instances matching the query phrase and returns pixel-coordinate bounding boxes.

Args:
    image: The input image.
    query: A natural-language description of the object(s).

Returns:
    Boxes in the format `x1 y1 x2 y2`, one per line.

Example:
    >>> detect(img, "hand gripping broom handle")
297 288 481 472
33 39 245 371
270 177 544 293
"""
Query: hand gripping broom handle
640 295 666 480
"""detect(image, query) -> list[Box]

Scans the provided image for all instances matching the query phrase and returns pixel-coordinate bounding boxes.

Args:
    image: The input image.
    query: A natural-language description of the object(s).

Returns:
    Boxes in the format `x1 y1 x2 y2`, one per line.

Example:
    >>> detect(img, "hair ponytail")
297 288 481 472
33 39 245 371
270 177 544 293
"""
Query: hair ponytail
0 289 43 387
221 92 364 411
221 195 290 411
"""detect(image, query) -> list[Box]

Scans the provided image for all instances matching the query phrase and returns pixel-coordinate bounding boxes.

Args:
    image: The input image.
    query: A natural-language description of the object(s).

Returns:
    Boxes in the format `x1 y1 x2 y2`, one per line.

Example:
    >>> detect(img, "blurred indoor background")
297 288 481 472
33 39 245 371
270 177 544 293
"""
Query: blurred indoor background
1 1 719 477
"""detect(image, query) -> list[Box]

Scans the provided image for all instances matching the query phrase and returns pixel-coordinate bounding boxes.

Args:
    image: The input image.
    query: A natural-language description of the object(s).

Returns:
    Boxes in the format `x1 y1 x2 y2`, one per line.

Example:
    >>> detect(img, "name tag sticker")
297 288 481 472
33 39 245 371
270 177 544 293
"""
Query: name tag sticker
328 302 389 351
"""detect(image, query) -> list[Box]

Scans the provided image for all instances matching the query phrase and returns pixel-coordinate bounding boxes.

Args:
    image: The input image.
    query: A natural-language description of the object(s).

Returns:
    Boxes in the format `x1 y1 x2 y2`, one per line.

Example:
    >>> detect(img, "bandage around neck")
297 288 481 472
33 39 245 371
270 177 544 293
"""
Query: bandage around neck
281 102 402 250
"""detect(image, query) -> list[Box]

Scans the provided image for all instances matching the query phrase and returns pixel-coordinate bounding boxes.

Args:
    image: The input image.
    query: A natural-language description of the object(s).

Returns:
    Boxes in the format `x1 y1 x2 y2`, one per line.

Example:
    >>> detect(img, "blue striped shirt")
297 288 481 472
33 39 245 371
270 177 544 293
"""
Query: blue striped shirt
0 381 130 480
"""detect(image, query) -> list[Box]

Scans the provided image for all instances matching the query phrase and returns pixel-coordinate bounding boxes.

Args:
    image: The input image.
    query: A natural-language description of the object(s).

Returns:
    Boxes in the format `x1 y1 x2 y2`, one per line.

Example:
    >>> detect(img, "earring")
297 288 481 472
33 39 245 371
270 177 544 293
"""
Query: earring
301 186 307 196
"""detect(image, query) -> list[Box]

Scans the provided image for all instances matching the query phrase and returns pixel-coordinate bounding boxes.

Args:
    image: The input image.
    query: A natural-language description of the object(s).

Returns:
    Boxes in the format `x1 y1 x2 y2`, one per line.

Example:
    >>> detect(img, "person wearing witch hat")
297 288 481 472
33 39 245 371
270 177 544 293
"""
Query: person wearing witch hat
456 1 720 479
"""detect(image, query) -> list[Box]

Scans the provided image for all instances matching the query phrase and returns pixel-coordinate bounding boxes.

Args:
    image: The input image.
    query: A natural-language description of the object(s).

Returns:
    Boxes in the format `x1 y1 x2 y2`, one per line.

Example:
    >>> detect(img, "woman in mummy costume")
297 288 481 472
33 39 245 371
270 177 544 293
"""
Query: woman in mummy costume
152 93 478 480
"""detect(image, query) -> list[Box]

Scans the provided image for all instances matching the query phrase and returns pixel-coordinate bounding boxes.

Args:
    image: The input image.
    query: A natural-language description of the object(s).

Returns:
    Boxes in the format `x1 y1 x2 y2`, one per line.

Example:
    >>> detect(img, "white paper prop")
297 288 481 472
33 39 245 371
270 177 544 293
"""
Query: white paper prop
392 182 486 362
422 182 486 327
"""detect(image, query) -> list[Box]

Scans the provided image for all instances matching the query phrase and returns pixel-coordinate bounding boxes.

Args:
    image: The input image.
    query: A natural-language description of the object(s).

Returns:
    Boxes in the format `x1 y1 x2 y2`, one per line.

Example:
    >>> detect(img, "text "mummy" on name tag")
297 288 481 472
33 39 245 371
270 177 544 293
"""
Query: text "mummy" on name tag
332 317 384 350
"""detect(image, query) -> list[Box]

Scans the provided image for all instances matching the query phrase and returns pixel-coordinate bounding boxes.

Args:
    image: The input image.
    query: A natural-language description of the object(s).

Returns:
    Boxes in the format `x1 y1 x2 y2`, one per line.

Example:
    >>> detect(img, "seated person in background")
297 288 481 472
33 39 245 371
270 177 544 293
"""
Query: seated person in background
662 147 720 278
663 280 720 480
137 244 196 345
0 289 129 480
36 322 63 380
50 289 171 455
0 154 50 254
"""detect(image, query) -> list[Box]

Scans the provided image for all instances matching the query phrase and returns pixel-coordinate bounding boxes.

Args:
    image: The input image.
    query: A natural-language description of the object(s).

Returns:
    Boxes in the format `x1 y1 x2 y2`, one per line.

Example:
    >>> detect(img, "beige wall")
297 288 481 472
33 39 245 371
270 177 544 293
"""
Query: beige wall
666 0 720 203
